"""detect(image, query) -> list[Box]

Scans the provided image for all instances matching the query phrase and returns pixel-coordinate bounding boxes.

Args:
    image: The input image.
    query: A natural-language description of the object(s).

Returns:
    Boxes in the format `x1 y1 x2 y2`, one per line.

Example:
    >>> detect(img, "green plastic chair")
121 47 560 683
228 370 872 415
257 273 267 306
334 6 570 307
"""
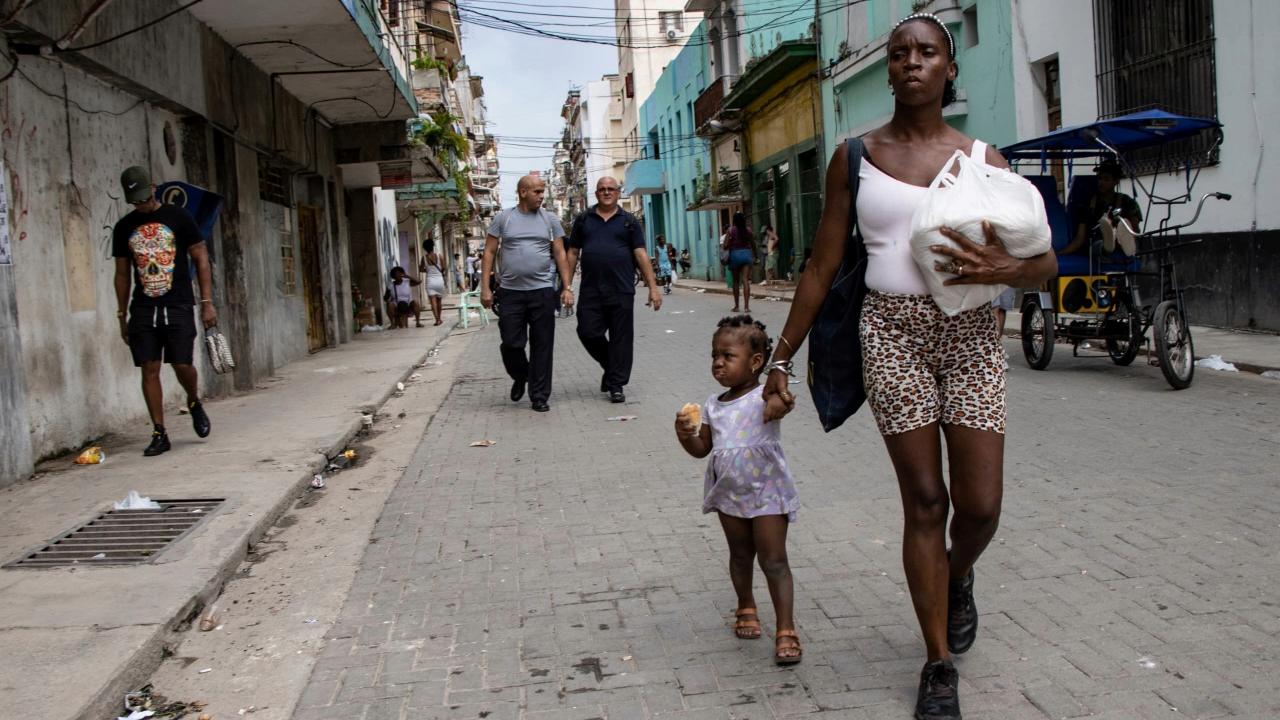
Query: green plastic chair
457 288 489 329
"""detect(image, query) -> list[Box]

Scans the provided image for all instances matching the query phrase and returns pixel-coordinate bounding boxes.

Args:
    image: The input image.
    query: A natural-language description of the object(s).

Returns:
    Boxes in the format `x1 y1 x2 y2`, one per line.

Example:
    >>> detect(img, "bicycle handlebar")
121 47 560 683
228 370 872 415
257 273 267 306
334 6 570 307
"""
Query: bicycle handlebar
1116 192 1231 242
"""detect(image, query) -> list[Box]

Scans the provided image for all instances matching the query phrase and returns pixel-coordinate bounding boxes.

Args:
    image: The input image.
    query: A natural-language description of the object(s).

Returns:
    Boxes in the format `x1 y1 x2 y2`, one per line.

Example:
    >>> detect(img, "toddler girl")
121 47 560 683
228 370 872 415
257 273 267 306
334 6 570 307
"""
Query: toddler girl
675 315 801 664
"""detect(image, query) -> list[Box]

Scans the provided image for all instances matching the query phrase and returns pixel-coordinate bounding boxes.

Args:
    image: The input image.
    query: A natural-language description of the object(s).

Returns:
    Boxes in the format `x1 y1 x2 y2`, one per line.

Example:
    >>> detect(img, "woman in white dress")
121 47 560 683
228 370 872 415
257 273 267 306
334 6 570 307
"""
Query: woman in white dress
419 239 447 326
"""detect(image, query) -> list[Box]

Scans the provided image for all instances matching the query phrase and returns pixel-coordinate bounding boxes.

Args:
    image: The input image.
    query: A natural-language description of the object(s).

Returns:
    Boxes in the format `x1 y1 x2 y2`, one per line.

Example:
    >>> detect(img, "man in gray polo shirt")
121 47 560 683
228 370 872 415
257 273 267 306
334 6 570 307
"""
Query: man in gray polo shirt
480 175 574 412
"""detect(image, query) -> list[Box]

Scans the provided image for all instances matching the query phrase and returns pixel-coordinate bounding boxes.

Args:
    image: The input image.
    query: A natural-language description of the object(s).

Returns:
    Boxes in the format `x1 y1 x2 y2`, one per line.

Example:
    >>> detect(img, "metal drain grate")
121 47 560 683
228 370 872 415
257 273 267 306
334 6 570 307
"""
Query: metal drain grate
6 498 224 568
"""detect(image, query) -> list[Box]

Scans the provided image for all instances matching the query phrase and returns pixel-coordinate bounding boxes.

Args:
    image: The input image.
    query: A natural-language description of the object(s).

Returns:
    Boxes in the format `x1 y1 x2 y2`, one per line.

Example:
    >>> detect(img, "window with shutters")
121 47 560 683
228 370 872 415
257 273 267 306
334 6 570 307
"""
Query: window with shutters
659 11 683 34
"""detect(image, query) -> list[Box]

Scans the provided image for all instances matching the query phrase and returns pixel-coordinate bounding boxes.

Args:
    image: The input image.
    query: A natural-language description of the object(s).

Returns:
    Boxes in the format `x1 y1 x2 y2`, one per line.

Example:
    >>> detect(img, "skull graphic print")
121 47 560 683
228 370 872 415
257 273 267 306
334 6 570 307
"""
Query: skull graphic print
129 222 177 298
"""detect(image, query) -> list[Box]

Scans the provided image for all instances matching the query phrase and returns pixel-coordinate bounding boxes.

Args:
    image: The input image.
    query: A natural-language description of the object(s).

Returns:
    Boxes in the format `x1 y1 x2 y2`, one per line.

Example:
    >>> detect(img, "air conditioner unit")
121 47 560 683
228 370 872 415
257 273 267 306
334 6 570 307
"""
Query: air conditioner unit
665 28 680 42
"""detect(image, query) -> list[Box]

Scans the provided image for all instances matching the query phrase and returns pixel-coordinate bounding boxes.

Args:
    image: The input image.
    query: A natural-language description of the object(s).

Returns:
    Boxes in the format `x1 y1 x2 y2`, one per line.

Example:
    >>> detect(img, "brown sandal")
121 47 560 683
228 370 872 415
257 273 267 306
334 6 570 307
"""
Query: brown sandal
733 608 762 639
774 629 802 665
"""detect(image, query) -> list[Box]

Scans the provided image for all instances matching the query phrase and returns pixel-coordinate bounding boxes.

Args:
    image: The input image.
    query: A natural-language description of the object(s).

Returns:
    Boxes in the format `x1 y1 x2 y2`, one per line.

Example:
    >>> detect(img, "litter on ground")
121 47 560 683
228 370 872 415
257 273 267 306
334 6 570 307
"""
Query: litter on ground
470 439 497 447
607 416 638 422
1261 370 1280 380
1195 354 1238 372
74 446 105 465
114 491 161 510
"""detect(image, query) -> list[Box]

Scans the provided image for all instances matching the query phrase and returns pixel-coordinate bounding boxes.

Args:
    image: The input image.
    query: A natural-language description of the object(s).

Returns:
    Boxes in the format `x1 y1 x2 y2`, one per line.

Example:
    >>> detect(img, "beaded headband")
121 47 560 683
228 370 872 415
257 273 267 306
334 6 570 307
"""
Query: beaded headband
893 12 956 58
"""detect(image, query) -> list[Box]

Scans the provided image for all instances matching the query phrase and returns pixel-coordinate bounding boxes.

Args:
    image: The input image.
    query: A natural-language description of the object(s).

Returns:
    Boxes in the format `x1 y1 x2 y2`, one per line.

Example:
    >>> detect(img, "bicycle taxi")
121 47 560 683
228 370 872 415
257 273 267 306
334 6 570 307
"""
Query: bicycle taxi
1000 110 1231 389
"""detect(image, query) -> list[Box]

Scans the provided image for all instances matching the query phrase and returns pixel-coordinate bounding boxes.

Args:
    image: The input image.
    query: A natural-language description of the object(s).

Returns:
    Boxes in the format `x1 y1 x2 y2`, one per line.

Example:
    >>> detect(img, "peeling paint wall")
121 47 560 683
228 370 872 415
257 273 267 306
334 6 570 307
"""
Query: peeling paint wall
0 6 389 483
1 53 203 461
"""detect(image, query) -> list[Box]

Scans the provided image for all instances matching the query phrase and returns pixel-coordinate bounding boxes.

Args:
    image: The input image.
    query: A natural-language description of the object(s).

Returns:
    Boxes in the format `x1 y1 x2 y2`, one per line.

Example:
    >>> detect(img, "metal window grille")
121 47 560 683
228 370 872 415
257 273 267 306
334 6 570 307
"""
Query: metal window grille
257 155 293 207
1093 0 1218 173
281 243 297 296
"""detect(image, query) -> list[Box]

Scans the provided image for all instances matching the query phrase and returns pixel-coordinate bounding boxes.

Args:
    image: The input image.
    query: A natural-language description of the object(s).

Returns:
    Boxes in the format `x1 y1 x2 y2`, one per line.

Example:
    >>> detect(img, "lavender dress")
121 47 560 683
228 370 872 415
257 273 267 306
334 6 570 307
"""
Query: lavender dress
701 386 800 522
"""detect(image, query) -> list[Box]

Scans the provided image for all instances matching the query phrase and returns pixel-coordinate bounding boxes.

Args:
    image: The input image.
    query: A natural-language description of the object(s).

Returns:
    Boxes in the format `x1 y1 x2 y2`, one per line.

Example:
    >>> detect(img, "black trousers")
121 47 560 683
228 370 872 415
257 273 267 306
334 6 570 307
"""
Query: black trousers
576 292 635 391
497 287 557 403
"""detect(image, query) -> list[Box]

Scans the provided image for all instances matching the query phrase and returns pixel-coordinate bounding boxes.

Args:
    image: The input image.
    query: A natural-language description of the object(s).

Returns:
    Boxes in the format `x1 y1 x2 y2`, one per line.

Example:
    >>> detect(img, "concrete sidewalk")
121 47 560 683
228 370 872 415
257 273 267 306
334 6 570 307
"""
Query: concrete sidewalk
673 278 1280 373
0 316 463 720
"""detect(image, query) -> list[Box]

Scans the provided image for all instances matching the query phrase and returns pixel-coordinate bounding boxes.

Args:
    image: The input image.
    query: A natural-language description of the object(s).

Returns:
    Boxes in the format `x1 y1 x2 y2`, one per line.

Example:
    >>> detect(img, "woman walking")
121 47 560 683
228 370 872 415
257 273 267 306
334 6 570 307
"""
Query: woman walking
418 239 447 326
724 212 757 313
760 13 1055 719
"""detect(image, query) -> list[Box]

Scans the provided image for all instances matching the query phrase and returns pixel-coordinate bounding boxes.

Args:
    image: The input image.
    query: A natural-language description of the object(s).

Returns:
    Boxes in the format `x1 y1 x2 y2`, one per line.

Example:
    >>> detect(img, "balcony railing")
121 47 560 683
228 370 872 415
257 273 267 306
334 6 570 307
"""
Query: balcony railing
715 169 742 197
694 77 725 130
694 75 742 136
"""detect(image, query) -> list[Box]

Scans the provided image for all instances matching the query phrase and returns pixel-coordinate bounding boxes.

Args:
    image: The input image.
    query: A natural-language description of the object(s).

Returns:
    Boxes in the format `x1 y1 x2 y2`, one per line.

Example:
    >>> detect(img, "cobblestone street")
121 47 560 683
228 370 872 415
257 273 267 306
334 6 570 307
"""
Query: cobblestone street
293 289 1280 720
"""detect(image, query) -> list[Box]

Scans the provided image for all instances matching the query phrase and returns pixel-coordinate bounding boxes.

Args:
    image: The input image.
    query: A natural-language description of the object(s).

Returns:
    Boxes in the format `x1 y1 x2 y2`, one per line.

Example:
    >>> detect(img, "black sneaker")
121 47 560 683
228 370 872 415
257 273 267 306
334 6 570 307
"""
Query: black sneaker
531 400 550 413
609 390 626 404
188 401 211 438
947 566 978 655
915 660 961 720
143 432 171 457
510 379 526 402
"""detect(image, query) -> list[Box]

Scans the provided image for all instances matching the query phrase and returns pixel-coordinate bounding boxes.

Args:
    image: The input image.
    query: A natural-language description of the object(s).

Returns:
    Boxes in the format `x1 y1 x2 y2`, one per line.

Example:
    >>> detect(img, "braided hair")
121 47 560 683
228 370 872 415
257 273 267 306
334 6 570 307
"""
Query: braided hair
715 314 774 376
892 12 959 107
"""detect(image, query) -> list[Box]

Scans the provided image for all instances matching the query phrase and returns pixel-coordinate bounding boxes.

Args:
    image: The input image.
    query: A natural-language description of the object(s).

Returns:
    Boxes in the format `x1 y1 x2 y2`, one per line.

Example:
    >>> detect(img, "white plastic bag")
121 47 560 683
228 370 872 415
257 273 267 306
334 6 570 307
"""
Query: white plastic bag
114 491 161 510
909 149 1051 315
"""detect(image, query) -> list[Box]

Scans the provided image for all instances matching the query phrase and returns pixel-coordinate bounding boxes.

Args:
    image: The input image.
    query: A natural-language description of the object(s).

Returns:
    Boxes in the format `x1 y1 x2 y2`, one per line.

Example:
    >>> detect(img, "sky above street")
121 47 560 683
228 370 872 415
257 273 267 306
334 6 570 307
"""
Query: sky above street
459 0 621 206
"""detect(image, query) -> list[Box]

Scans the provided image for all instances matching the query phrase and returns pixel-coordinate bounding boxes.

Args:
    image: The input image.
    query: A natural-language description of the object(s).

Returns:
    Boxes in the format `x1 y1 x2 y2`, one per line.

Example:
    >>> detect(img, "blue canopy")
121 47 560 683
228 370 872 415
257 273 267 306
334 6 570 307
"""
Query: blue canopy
1002 110 1221 160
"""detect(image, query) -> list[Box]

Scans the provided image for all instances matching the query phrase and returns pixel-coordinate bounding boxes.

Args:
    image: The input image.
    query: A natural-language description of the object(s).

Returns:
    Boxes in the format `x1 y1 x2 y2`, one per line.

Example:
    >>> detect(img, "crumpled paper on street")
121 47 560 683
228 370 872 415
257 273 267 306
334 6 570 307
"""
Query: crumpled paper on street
470 439 497 447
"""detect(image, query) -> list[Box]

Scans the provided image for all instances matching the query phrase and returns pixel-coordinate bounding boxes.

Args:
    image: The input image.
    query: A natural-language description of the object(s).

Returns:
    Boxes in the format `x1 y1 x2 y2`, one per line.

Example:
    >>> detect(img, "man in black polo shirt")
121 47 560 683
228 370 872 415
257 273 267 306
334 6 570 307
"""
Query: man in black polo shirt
567 176 662 403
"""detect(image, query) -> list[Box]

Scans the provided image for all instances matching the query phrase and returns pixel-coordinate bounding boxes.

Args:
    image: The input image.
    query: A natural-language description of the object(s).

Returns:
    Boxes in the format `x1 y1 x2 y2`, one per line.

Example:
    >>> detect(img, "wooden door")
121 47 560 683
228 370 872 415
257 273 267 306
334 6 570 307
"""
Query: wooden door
297 205 328 353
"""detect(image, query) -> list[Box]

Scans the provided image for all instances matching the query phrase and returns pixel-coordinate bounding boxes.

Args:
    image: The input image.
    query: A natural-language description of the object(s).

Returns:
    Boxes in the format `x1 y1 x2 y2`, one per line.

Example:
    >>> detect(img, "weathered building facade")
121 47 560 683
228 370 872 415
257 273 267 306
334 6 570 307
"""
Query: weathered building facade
0 0 432 487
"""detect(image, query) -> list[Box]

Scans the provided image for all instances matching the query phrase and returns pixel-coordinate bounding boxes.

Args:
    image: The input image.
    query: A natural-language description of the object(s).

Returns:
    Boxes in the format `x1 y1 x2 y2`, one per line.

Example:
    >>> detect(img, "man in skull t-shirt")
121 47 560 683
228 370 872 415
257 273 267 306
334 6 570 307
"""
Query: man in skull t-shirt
112 165 217 457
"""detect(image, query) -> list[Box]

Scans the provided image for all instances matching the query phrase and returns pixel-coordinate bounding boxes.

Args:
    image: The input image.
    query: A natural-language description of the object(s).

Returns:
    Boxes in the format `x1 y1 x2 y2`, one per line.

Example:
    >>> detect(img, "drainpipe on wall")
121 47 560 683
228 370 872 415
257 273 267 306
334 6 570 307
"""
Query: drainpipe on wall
812 0 826 169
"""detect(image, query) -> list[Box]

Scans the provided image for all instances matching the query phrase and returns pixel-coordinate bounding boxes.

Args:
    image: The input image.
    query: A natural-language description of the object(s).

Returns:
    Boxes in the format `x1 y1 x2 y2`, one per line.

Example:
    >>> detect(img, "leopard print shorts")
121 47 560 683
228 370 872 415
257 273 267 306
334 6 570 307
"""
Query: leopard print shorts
860 291 1006 436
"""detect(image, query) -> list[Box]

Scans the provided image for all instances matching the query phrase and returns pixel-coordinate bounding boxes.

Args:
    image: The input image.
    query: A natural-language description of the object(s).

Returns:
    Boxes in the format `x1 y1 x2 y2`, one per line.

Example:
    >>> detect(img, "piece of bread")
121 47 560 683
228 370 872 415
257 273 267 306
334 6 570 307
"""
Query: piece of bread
679 402 701 426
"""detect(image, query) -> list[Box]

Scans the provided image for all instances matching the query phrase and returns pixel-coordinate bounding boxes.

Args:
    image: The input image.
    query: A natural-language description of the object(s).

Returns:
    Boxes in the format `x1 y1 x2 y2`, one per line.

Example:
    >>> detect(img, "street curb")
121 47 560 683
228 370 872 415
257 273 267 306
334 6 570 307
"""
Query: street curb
674 283 795 303
84 325 460 720
675 287 1279 378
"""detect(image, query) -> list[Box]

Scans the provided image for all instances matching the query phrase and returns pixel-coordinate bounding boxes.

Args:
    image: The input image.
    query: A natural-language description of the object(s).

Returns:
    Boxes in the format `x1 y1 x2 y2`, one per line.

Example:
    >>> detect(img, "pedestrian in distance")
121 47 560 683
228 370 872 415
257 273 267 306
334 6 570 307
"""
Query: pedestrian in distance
112 165 215 457
760 13 1057 719
466 251 479 291
679 247 692 277
724 212 757 313
566 176 662 404
481 174 575 413
384 266 422 328
675 315 801 666
666 238 679 283
762 224 780 285
655 235 674 295
451 252 465 293
419 239 446 326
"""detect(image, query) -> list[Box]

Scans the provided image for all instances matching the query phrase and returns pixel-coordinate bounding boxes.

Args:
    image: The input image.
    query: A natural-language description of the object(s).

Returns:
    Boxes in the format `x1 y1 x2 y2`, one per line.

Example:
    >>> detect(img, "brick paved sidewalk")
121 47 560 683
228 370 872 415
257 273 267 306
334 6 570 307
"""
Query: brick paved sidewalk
294 293 1280 720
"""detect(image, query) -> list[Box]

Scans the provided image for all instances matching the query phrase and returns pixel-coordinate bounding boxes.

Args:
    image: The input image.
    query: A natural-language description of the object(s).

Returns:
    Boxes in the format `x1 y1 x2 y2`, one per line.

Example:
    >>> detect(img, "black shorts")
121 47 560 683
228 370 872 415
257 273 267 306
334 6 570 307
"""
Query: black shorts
127 305 197 367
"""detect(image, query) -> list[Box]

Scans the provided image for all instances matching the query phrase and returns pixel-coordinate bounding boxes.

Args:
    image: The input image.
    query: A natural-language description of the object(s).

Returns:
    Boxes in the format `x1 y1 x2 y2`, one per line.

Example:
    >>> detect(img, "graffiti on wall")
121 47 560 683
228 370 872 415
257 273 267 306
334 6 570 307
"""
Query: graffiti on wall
0 158 9 265
0 87 34 249
377 217 399 272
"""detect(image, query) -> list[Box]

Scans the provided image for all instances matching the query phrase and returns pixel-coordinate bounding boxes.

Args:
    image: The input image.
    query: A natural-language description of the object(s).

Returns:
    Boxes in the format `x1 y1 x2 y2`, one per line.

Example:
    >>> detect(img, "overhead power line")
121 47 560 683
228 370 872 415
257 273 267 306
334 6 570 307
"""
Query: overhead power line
58 0 208 52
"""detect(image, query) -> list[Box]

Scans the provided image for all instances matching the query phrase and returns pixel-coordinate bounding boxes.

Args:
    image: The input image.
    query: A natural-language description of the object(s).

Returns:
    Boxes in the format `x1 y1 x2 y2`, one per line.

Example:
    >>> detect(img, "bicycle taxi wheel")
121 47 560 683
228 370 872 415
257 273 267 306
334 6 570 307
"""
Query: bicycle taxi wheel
1154 300 1194 389
1106 292 1142 366
1021 299 1055 370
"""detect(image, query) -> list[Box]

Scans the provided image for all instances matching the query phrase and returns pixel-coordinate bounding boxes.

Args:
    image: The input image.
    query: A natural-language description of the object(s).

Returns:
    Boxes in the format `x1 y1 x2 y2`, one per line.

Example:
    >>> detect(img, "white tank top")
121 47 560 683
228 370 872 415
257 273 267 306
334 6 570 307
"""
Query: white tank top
392 279 413 302
857 139 987 296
